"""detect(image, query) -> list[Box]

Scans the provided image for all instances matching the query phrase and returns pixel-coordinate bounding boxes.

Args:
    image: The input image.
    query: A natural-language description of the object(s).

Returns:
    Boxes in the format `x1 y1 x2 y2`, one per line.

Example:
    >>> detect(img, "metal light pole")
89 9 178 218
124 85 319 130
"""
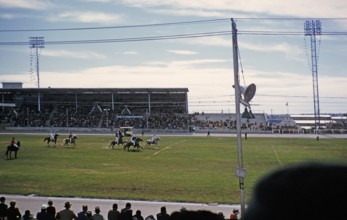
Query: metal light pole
231 18 246 215
29 37 45 112
304 20 321 132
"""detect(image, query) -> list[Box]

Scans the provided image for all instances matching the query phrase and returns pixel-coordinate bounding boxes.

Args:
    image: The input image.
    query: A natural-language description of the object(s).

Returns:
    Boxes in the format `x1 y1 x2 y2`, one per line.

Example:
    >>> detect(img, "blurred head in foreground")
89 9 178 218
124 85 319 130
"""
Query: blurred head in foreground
241 162 347 220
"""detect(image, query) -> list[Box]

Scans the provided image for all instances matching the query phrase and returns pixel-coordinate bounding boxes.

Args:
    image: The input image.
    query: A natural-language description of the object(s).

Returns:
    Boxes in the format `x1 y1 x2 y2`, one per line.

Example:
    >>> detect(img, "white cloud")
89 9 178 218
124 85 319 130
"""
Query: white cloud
0 0 53 10
42 50 106 59
48 11 123 24
147 8 231 18
167 50 197 55
239 41 303 58
183 36 232 48
0 13 16 19
122 0 347 18
123 51 138 55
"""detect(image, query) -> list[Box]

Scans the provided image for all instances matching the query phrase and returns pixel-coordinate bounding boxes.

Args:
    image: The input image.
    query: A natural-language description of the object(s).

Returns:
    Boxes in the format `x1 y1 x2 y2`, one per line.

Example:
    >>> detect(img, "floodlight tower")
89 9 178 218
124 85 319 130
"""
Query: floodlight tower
304 20 321 131
29 37 45 112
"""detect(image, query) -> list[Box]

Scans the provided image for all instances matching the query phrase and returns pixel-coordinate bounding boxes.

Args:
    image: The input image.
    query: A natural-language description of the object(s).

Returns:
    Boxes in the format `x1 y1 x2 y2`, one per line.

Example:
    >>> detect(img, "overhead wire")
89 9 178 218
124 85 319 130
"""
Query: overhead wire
1 17 347 45
2 17 347 111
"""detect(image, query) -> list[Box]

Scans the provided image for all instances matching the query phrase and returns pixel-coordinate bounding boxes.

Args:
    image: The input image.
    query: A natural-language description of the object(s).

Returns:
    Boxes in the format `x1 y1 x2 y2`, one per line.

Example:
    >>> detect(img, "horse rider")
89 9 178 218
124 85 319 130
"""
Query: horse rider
149 135 156 143
10 137 19 149
131 134 137 146
50 131 56 142
115 130 121 145
68 132 73 143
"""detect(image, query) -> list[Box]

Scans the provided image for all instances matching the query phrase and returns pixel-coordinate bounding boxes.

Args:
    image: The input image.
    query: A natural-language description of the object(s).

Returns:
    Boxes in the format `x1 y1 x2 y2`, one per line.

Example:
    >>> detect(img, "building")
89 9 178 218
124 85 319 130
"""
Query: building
0 87 189 131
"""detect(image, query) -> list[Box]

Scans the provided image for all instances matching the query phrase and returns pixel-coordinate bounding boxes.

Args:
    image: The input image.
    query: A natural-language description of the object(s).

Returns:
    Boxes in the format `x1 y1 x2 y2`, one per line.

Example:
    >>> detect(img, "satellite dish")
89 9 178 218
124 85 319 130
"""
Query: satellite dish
242 83 256 103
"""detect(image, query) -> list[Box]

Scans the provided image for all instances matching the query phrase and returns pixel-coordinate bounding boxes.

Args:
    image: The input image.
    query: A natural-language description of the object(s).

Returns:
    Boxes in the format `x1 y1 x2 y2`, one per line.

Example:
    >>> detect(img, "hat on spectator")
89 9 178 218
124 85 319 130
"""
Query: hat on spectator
64 201 71 208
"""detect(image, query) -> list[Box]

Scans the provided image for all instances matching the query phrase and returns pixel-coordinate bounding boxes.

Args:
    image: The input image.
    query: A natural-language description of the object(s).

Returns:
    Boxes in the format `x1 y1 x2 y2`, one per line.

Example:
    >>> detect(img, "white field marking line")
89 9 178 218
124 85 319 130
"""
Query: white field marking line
147 140 186 158
271 144 282 166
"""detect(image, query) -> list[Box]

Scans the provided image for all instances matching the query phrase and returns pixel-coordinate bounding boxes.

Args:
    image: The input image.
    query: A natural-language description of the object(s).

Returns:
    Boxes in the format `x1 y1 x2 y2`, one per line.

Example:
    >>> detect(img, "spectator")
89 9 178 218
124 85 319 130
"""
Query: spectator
56 202 77 220
169 210 223 220
92 207 104 220
229 209 239 220
120 203 132 220
37 204 53 220
77 205 88 220
107 204 120 220
86 212 93 220
133 210 143 220
156 207 169 220
47 200 56 220
7 201 21 220
241 162 347 220
0 197 8 220
22 210 33 220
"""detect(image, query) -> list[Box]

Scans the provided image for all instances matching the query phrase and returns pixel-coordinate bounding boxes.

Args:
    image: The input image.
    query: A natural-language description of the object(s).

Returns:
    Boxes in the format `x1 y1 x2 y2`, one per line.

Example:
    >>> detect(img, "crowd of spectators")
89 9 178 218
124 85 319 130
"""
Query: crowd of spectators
2 105 190 130
0 197 232 220
2 104 347 133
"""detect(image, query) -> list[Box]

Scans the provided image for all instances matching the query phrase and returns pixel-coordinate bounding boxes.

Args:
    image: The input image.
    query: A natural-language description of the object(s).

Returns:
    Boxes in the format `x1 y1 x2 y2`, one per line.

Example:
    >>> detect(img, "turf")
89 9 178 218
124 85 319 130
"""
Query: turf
1 134 346 204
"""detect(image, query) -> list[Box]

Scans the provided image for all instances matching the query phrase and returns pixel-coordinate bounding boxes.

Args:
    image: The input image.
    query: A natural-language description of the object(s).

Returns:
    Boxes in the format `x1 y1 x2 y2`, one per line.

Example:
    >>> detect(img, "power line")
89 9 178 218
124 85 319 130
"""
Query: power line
1 30 347 46
0 18 230 32
0 31 232 46
1 17 347 33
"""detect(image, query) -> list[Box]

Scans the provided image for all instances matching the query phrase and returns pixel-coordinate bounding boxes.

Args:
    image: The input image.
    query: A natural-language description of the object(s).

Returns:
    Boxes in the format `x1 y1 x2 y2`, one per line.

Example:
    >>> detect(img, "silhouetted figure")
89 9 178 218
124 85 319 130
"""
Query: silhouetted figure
77 205 88 220
47 200 56 220
133 210 143 220
156 207 169 220
37 204 53 220
169 210 223 220
108 204 120 220
0 197 8 220
7 201 21 220
241 162 347 220
56 202 77 220
120 203 132 220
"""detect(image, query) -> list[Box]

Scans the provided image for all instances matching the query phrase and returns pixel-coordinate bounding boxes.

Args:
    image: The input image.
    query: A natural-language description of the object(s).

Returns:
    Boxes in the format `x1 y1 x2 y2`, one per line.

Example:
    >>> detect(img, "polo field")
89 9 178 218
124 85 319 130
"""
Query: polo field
1 133 346 204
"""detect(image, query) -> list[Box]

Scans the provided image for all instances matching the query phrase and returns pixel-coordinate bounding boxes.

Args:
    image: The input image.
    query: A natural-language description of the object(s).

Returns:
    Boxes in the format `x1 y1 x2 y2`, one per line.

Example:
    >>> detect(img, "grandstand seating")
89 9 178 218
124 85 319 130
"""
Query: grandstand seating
1 87 346 133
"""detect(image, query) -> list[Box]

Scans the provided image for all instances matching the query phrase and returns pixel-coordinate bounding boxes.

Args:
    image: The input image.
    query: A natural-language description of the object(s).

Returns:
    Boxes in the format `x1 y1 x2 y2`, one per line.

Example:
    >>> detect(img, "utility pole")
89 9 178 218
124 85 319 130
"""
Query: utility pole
231 18 246 215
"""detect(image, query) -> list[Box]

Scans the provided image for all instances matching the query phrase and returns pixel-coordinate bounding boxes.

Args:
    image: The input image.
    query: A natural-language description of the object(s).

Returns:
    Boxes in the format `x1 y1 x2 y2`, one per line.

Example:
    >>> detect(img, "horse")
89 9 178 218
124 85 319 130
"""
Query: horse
44 134 59 145
62 135 77 146
123 137 143 151
108 135 126 149
145 136 161 148
5 141 20 159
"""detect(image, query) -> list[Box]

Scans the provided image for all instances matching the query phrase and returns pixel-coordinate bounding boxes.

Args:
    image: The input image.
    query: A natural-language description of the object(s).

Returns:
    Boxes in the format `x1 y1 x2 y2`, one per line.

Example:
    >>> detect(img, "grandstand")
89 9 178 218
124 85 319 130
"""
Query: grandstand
190 112 268 132
1 84 346 134
0 87 189 132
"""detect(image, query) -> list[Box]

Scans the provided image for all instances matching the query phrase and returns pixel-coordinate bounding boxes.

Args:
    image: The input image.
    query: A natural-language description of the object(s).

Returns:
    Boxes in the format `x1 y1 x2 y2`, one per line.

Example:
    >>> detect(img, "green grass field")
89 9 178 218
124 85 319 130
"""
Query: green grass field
1 133 346 204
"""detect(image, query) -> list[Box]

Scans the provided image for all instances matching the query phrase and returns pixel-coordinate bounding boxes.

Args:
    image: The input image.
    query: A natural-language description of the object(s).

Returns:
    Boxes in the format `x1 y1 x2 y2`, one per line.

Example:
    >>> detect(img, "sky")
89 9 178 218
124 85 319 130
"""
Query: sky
1 0 347 115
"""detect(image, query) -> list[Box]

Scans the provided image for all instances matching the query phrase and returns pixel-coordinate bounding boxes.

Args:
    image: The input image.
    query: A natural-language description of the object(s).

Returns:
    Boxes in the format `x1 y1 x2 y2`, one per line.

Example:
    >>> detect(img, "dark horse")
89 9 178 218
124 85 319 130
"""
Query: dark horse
44 134 59 145
5 141 20 159
62 135 77 146
108 135 125 149
123 137 143 151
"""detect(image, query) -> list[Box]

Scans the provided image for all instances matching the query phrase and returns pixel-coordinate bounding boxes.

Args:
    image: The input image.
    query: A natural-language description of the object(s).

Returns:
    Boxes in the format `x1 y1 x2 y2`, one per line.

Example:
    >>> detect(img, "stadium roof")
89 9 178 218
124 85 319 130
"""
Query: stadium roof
0 87 189 94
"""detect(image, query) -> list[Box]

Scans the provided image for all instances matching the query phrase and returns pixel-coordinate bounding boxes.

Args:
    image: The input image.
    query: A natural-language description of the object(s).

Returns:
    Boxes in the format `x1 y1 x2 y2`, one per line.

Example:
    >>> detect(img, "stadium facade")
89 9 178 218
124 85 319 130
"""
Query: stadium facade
0 87 189 132
1 84 346 134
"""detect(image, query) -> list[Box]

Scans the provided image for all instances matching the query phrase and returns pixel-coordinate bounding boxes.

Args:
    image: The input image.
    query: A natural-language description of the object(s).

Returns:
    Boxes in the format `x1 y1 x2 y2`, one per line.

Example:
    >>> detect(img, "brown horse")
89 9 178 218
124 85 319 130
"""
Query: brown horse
44 134 59 145
108 135 125 149
123 138 143 151
5 141 20 159
62 135 77 146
